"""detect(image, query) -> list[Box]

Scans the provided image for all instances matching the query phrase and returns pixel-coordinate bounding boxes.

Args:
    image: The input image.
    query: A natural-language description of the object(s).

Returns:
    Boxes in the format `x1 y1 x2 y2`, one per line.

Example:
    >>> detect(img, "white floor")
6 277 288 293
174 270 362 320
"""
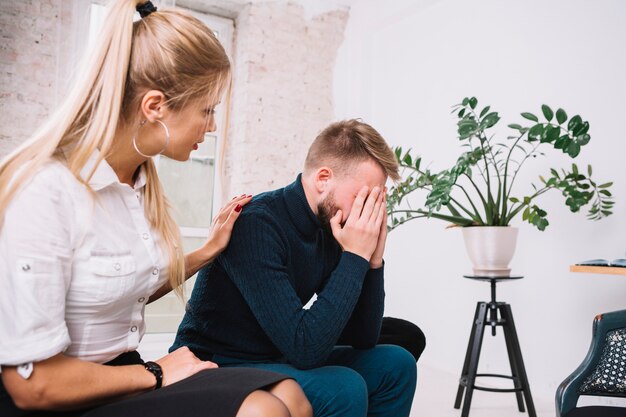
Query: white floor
138 333 558 417
139 333 626 416
412 364 554 417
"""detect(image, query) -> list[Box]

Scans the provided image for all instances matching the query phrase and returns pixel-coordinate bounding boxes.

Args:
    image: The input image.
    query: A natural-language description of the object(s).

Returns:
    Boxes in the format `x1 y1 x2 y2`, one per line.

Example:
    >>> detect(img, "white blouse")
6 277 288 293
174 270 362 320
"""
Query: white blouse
0 152 169 366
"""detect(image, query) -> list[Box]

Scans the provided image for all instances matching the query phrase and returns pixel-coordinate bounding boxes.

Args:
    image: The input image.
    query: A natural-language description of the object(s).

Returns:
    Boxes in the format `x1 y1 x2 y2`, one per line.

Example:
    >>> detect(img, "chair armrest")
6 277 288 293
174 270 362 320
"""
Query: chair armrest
556 309 626 416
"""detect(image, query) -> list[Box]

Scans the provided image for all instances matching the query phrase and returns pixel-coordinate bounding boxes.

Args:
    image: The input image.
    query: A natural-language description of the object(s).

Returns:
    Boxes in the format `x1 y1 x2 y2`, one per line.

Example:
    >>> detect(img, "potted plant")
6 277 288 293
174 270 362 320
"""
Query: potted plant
387 96 615 276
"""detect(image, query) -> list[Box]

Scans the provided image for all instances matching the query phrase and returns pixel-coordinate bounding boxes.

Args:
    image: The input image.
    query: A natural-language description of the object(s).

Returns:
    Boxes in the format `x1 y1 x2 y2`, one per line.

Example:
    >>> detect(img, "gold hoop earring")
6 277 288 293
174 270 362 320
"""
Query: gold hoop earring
132 119 170 158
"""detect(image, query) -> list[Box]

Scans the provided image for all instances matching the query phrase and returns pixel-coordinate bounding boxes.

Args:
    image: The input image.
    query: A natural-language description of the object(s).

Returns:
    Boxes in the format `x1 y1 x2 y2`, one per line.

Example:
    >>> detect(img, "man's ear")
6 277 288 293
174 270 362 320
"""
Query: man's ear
314 167 333 193
140 90 167 122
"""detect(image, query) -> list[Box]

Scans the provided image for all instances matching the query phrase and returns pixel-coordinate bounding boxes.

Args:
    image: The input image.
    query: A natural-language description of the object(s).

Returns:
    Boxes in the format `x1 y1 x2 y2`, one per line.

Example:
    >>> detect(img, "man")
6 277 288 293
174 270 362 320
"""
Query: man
172 120 417 417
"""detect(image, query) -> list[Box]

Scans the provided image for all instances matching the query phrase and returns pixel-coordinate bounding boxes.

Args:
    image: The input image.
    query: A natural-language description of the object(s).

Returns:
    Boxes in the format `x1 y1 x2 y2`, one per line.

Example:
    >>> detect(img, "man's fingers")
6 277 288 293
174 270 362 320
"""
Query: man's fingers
329 210 343 238
375 199 386 228
370 188 384 223
348 186 369 223
360 186 380 222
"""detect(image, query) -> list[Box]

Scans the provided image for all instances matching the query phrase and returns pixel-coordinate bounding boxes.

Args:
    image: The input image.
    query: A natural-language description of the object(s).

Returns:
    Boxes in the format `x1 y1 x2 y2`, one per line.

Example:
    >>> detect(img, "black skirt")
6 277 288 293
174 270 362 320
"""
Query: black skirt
0 351 289 417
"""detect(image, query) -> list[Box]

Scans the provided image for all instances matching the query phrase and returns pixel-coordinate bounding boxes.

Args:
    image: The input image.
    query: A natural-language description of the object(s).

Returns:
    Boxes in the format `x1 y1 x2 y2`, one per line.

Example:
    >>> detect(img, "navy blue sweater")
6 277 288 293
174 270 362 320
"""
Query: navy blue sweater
171 175 385 369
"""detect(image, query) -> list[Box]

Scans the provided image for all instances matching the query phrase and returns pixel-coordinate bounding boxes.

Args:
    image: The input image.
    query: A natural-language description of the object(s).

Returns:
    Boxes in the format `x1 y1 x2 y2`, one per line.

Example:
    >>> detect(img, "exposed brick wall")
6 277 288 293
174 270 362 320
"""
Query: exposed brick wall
0 1 65 155
223 2 348 198
0 0 350 202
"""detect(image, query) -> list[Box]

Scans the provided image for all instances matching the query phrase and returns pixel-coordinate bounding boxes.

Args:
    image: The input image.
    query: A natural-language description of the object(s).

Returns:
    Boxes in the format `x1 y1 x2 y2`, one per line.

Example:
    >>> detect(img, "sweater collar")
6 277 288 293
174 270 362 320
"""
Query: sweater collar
284 174 321 236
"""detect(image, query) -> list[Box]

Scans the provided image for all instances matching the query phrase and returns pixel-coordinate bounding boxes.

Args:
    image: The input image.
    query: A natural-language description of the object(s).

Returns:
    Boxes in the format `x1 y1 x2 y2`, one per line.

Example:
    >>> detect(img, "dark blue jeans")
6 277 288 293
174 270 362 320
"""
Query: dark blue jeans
214 345 417 417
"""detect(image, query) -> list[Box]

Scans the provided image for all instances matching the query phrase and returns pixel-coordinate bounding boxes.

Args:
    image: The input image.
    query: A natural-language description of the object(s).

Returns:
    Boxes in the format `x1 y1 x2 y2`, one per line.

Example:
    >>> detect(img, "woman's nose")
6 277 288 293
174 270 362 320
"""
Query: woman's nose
206 116 217 133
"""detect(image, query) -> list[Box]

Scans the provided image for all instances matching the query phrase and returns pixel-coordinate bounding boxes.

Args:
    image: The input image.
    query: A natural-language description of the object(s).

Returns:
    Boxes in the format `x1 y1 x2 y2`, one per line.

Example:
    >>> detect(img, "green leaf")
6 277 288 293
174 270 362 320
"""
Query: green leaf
469 97 478 109
599 190 612 197
403 153 412 166
556 108 567 124
573 121 589 136
458 108 465 118
568 115 582 131
462 97 469 106
458 119 479 139
578 134 591 146
480 106 491 118
528 124 544 141
542 105 554 121
544 125 560 143
587 165 593 176
567 142 581 158
481 112 500 129
598 182 613 188
509 197 520 203
521 112 539 122
554 135 568 150
508 123 522 130
537 218 549 231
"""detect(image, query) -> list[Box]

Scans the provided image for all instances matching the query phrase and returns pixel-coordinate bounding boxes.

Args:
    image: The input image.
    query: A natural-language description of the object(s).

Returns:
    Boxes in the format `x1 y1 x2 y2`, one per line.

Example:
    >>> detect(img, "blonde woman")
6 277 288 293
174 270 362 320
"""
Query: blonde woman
0 1 311 417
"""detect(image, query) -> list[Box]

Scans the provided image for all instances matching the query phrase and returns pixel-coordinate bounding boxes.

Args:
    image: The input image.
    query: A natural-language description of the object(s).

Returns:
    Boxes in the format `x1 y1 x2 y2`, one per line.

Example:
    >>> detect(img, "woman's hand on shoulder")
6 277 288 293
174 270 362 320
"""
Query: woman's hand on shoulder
182 194 253 280
204 194 252 257
155 346 218 387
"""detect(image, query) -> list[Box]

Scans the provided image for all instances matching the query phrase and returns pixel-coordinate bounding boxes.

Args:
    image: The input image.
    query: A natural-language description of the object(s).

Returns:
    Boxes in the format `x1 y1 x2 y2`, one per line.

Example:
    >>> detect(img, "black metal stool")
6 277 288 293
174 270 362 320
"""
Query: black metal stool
454 275 536 417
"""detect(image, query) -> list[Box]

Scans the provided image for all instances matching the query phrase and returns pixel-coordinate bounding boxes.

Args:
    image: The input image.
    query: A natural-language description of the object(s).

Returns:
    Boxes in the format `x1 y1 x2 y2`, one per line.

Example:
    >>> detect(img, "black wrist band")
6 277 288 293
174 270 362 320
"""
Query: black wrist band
143 361 163 389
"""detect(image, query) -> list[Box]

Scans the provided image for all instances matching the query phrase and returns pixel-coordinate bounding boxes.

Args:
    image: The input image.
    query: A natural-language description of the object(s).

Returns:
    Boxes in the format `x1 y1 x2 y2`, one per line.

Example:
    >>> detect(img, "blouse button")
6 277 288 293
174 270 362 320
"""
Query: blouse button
142 233 149 240
130 326 138 332
152 268 159 276
138 297 145 303
21 264 31 272
114 263 121 271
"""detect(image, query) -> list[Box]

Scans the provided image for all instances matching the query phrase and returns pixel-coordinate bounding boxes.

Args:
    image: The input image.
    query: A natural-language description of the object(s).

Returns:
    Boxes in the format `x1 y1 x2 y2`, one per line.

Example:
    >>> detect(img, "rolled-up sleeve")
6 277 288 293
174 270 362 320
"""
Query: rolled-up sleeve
0 166 73 366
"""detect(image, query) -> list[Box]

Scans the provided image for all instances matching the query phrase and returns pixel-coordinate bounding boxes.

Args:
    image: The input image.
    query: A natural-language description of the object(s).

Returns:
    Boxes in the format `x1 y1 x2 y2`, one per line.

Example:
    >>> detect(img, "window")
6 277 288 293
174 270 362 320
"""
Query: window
87 2 234 333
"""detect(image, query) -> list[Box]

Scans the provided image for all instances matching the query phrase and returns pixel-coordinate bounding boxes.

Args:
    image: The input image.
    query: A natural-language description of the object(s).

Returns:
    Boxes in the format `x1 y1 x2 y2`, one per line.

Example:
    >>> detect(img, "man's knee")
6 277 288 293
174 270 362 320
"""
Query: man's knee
375 345 418 388
310 367 368 417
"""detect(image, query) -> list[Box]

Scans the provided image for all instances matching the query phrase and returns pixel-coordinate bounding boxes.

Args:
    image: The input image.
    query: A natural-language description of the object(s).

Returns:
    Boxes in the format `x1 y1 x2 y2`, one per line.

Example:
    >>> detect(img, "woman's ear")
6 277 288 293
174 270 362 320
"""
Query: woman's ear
314 167 333 193
140 90 167 122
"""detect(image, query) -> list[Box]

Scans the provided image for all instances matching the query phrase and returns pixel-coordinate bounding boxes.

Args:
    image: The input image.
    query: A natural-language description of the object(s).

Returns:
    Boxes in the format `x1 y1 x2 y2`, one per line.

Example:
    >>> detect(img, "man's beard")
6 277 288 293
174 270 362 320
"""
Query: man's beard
317 191 339 236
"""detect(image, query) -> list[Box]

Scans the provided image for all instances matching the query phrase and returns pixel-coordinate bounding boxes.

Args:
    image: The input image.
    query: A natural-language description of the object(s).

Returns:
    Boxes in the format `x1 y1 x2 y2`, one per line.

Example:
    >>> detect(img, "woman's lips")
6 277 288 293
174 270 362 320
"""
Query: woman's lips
193 143 198 150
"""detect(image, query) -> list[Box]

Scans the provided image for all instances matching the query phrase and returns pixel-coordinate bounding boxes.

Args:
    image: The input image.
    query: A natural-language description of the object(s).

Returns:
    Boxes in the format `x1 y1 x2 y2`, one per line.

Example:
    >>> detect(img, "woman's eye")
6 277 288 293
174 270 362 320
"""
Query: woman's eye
205 108 216 115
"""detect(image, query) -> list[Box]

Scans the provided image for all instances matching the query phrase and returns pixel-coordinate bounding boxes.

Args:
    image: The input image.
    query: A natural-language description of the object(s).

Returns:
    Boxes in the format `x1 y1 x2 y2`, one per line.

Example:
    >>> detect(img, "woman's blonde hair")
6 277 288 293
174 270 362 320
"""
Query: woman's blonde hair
0 0 231 298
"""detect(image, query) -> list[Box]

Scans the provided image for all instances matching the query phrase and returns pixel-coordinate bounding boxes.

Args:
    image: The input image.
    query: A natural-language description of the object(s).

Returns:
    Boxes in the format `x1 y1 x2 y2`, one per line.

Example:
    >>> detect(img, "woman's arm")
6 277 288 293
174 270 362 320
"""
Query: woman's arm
148 195 251 303
1 347 216 411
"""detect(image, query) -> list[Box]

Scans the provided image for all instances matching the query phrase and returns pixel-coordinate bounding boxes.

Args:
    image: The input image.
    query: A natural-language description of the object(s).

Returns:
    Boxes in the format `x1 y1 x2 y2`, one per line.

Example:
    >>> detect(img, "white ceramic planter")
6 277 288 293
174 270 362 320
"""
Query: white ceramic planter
462 226 519 276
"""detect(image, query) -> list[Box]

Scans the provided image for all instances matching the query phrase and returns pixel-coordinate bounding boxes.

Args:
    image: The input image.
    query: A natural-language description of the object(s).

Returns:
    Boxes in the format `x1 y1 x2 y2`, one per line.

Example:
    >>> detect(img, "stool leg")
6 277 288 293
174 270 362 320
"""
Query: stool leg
461 302 488 417
500 304 537 417
499 303 526 412
455 302 482 409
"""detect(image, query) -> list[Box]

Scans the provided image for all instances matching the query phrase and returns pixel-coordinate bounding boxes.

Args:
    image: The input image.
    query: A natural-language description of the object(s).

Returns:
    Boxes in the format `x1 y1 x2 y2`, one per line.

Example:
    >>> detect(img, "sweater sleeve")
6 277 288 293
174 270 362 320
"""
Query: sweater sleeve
220 210 370 369
337 265 385 348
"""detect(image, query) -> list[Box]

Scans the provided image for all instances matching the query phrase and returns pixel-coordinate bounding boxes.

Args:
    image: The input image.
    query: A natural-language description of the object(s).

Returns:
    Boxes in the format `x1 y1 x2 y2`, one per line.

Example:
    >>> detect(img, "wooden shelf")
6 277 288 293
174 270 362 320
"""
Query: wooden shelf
570 265 626 276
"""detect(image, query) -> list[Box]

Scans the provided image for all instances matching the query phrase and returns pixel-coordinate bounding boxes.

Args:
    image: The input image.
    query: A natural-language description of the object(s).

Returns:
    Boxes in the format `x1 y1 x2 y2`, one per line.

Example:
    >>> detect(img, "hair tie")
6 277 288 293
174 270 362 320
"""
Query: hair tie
137 1 157 18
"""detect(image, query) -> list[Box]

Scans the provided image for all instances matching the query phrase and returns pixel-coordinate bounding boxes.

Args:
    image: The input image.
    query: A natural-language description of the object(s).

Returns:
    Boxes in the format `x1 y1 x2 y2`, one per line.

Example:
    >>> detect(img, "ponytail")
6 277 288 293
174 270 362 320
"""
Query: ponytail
0 0 231 299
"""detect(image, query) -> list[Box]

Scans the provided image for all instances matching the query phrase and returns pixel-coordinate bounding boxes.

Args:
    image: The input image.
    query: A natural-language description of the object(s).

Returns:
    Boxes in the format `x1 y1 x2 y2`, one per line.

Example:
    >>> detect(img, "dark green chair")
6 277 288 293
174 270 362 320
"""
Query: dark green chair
556 309 626 417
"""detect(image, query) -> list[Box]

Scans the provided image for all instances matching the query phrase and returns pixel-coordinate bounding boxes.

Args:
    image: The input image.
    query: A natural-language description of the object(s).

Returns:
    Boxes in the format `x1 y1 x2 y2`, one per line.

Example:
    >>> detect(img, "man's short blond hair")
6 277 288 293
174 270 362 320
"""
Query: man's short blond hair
304 119 400 181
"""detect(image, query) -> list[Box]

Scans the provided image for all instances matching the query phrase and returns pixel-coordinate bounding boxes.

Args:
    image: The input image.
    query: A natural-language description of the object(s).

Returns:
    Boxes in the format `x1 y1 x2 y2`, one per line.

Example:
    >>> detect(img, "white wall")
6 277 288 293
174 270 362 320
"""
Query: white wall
335 0 626 411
